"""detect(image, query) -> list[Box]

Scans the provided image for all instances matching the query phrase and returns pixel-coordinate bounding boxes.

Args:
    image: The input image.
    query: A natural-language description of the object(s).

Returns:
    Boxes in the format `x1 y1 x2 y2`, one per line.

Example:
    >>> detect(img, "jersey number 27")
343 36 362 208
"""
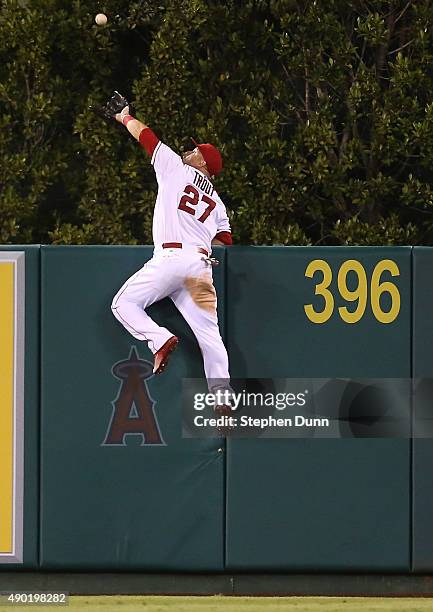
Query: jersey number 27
178 185 216 222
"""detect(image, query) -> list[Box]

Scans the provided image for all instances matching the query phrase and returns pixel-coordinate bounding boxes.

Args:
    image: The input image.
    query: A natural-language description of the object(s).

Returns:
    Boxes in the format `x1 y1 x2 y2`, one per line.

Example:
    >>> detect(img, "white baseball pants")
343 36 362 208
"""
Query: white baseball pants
111 247 231 391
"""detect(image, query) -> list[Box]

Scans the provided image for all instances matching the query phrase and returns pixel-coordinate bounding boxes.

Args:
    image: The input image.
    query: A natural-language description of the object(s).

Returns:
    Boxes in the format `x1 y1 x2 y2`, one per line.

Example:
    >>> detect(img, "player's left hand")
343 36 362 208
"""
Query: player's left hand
98 91 130 122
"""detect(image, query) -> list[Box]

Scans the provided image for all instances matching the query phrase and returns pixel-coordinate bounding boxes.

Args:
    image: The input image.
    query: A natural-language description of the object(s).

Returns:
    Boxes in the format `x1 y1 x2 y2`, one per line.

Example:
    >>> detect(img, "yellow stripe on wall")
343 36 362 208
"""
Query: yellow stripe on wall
0 262 14 554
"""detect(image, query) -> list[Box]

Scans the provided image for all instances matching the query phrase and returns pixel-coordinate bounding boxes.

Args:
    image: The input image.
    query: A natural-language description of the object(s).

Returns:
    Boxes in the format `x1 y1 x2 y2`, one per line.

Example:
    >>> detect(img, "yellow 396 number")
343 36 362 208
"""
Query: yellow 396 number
304 259 401 324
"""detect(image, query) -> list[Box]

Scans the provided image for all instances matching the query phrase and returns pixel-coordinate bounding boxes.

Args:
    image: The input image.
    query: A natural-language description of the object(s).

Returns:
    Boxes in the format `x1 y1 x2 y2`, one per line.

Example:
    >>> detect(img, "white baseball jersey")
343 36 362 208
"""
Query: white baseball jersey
151 141 231 253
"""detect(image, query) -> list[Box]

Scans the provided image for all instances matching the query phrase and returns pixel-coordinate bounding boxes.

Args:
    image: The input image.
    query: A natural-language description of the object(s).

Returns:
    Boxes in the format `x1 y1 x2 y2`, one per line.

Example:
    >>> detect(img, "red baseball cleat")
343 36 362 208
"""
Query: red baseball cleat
153 336 179 375
214 404 235 436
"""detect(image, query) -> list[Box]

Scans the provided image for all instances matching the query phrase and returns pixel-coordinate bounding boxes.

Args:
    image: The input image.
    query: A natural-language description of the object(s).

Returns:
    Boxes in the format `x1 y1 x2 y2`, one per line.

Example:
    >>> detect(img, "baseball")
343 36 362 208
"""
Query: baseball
95 13 107 26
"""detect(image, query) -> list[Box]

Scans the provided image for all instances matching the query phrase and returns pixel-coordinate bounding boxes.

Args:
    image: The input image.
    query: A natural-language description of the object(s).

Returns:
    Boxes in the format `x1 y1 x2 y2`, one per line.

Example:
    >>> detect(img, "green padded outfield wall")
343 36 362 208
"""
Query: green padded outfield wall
40 246 225 570
14 244 416 572
226 246 411 571
413 247 433 571
0 246 39 569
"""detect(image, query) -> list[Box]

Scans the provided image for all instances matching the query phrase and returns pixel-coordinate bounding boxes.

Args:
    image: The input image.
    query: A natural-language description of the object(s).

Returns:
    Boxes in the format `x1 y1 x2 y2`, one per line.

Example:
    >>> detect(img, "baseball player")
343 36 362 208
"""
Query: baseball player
102 92 233 398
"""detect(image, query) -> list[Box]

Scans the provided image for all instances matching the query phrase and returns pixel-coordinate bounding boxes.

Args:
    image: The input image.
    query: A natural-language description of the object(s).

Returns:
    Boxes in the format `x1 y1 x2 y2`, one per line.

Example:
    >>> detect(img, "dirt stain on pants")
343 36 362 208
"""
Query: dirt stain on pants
184 274 217 313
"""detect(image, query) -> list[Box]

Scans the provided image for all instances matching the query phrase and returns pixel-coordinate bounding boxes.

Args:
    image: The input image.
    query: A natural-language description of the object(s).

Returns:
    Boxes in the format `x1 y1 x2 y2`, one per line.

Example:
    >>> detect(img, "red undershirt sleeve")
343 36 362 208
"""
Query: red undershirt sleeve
214 231 233 245
138 128 160 156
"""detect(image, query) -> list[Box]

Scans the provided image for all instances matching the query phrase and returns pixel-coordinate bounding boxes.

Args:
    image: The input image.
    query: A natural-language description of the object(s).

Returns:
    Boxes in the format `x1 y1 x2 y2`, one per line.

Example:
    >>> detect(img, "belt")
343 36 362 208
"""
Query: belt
162 242 209 257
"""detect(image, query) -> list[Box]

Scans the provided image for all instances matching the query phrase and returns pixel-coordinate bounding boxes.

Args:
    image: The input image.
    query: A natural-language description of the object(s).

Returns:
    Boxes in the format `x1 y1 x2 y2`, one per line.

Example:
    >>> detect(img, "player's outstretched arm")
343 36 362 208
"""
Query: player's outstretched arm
98 91 159 156
102 91 184 171
115 106 148 141
98 91 142 134
116 107 159 157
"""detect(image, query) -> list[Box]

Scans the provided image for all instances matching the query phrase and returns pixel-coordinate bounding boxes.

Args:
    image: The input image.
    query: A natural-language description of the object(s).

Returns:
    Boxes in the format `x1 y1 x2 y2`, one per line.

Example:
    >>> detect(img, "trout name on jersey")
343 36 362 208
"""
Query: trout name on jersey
193 171 214 196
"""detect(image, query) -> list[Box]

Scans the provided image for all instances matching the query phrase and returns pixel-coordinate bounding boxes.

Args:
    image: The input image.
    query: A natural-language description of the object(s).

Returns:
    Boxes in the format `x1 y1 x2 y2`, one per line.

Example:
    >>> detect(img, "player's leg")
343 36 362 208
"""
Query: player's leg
170 271 231 392
111 256 176 353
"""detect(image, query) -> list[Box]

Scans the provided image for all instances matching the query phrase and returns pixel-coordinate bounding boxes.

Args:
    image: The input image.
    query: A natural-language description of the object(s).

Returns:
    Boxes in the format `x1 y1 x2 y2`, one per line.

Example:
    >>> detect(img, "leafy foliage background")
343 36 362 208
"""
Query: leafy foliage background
1 0 433 245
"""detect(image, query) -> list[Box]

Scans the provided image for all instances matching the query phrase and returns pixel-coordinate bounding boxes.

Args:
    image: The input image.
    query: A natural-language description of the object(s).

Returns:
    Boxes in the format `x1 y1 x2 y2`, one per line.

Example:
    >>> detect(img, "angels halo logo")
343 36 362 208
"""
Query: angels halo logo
103 346 165 446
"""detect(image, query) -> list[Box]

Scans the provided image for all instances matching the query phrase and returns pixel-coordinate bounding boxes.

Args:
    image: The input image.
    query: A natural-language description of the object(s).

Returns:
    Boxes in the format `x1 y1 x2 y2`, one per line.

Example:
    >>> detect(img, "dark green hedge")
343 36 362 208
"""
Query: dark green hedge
1 0 433 245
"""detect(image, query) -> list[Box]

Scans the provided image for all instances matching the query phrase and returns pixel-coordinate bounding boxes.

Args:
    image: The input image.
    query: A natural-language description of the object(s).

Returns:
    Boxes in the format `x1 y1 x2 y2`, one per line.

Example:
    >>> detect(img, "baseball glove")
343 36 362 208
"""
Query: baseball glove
97 90 130 121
